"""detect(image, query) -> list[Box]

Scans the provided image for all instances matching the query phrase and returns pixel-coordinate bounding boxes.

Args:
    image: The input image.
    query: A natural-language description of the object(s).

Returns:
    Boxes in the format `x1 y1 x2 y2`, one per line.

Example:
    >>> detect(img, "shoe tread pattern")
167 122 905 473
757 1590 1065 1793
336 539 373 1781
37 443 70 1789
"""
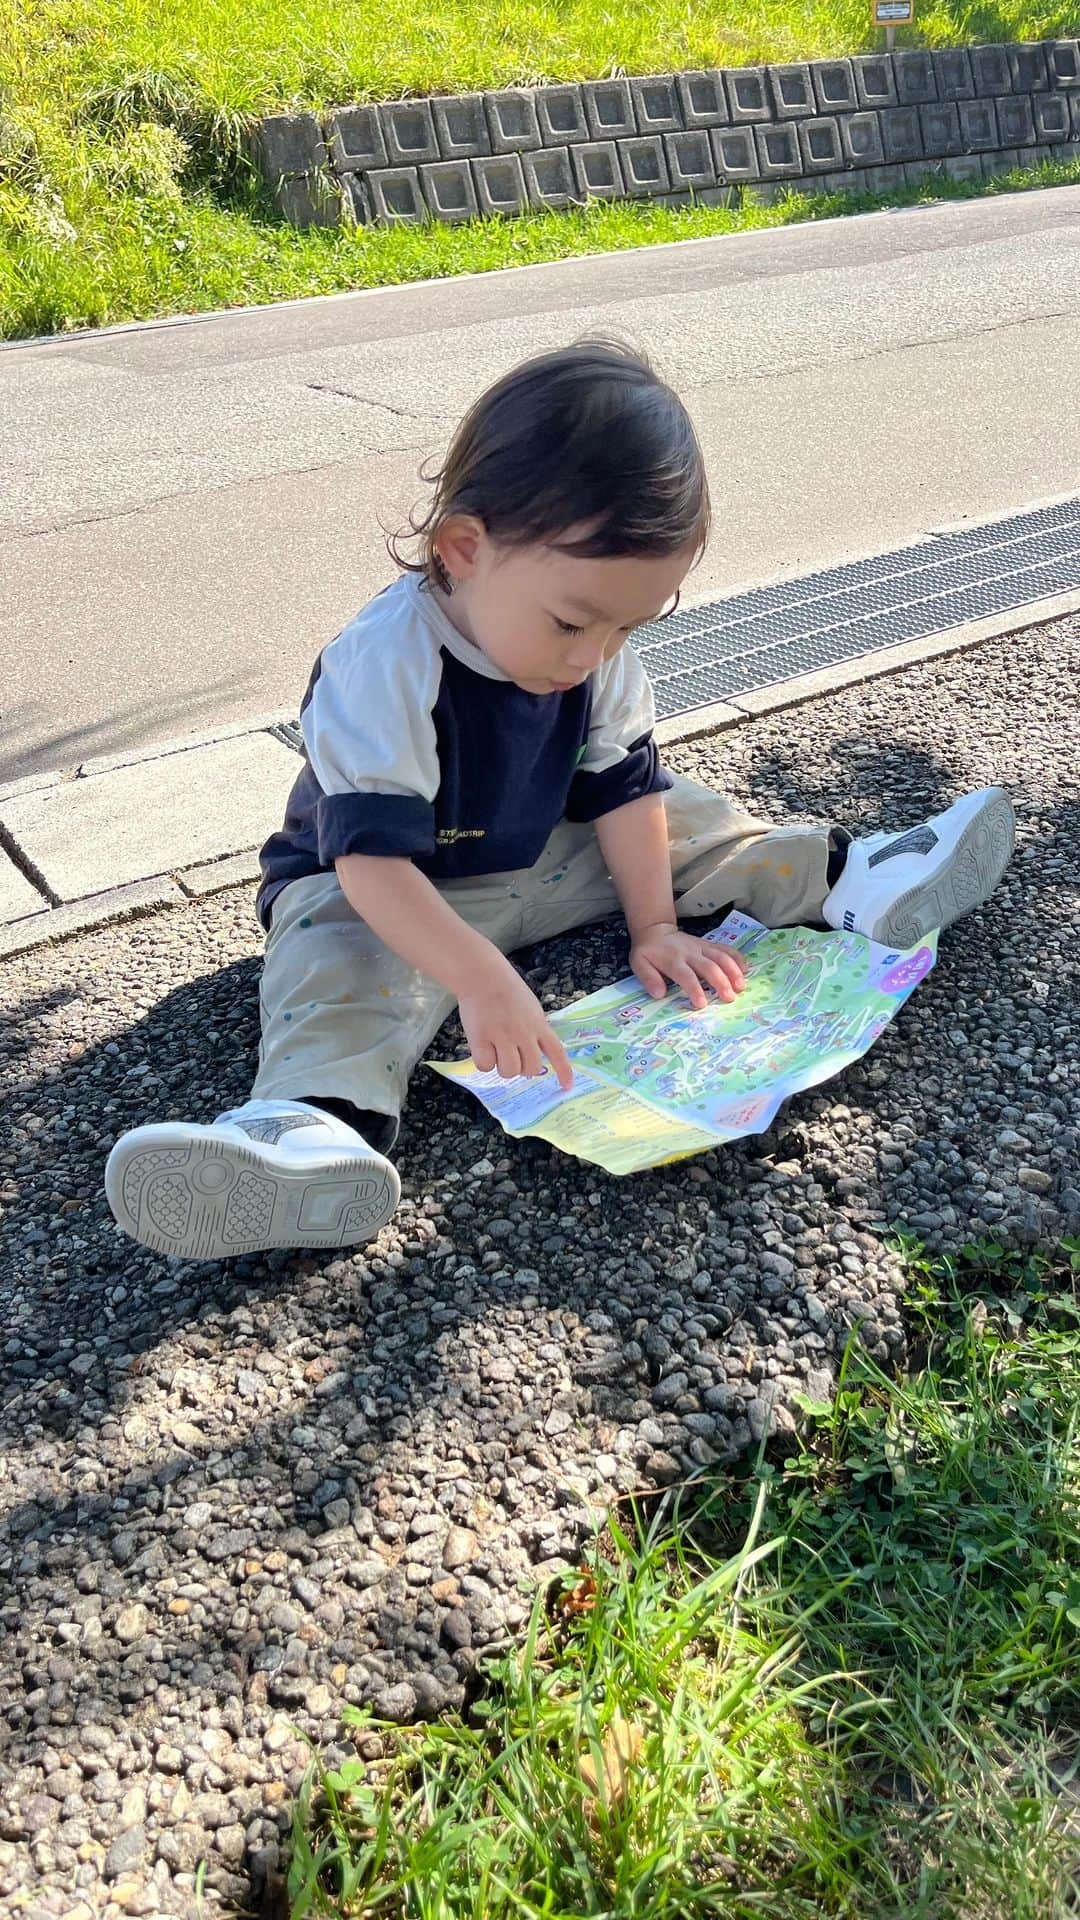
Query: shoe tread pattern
341 1182 395 1236
222 1170 276 1244
145 1172 193 1241
112 1133 396 1259
877 791 1015 950
121 1146 191 1222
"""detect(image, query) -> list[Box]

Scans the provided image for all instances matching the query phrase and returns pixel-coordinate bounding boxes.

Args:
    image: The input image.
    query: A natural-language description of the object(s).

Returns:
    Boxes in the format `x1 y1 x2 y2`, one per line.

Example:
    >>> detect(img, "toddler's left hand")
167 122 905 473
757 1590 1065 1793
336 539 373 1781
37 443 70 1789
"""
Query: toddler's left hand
629 922 746 1010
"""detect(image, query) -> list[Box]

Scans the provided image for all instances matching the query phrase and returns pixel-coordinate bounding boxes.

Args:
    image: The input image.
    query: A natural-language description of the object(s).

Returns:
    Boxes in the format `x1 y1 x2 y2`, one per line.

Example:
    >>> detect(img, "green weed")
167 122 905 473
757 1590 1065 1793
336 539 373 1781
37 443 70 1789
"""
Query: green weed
285 1239 1080 1918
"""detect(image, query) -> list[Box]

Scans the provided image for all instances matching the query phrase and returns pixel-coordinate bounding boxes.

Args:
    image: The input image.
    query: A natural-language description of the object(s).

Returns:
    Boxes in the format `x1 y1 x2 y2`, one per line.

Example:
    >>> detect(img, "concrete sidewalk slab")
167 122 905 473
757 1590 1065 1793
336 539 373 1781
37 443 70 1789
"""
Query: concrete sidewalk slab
0 732 298 902
0 854 47 922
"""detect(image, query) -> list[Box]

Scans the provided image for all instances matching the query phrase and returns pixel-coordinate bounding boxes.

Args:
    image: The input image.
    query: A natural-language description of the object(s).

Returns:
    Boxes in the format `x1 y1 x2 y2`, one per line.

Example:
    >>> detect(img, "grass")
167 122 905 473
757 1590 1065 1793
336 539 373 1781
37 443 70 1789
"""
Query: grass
5 150 1080 346
3 0 1080 339
285 1234 1080 1919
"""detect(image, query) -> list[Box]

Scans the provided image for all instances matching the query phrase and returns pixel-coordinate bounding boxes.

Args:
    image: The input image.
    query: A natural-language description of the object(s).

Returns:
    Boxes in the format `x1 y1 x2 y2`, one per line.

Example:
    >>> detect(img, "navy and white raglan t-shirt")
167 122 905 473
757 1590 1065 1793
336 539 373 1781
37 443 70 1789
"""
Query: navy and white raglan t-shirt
255 572 673 931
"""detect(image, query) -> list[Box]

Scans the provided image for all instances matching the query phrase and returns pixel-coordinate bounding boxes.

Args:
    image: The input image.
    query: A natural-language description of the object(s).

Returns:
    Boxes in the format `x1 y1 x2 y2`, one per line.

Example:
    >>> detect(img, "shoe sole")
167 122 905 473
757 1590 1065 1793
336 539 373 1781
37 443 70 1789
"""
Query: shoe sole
868 787 1016 950
104 1124 400 1260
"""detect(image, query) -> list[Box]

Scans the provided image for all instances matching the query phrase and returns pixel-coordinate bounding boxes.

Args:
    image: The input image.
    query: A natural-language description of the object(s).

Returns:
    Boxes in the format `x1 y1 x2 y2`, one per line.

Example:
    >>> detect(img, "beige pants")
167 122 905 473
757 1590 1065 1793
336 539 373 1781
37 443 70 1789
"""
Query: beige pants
252 772 834 1143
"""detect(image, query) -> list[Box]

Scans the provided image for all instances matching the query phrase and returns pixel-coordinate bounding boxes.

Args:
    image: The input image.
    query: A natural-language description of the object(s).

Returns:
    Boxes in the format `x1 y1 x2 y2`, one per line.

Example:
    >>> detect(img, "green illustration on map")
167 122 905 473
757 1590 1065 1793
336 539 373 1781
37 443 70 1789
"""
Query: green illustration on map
430 912 938 1176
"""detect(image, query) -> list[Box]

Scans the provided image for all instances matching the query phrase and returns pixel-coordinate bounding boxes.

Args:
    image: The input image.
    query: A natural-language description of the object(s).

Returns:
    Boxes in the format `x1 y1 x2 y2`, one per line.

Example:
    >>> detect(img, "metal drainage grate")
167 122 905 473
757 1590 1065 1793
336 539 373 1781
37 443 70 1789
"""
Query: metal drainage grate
638 495 1080 720
274 497 1080 747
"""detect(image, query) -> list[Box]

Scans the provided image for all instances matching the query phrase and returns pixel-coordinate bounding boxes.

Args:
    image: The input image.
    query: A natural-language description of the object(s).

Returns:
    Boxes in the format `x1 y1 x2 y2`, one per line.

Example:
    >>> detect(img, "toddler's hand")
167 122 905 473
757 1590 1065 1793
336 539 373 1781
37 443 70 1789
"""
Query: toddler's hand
629 922 746 1010
459 955 574 1089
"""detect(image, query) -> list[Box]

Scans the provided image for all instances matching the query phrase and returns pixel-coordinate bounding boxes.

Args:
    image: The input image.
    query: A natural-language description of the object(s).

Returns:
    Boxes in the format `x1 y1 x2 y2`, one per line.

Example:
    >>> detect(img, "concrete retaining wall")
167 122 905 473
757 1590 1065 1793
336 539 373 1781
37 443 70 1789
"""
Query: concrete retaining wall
251 41 1080 228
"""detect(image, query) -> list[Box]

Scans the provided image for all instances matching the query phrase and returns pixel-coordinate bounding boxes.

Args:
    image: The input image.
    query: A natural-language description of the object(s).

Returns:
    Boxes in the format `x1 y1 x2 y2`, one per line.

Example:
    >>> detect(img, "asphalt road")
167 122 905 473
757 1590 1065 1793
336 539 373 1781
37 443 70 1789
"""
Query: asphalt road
3 184 1080 784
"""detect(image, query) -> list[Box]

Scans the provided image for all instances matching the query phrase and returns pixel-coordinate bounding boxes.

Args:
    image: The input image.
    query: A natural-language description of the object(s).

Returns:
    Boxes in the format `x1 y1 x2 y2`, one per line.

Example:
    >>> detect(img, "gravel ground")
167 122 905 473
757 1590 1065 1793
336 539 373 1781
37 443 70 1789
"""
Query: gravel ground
1 620 1077 1919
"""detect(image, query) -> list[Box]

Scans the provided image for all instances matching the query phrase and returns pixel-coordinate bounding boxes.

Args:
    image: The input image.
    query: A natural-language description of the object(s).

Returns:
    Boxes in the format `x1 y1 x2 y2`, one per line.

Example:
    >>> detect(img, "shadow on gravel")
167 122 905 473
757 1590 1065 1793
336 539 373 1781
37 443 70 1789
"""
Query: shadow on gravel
0 733 1076 1914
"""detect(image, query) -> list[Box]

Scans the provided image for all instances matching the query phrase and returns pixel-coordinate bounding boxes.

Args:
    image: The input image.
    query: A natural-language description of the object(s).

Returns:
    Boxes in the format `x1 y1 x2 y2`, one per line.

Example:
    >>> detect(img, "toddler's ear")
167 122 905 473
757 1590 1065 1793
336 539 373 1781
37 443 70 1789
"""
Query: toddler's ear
435 512 485 581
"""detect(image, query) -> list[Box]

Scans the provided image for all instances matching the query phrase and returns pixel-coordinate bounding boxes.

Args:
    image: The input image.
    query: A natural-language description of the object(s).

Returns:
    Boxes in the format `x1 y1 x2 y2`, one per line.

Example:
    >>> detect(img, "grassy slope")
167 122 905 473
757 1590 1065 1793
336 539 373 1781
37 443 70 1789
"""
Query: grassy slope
14 0 1080 113
3 0 1080 337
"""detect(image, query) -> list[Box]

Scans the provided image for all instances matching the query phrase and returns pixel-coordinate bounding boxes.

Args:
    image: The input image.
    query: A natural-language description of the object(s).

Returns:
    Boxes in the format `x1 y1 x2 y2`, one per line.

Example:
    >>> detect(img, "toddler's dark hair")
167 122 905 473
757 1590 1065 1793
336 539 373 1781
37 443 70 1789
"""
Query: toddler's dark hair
389 336 710 583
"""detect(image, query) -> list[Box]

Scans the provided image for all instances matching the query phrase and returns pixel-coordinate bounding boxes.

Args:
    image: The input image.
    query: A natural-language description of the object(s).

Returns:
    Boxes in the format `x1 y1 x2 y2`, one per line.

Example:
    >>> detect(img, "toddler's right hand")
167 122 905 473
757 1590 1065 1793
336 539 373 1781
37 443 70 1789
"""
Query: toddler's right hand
459 957 574 1090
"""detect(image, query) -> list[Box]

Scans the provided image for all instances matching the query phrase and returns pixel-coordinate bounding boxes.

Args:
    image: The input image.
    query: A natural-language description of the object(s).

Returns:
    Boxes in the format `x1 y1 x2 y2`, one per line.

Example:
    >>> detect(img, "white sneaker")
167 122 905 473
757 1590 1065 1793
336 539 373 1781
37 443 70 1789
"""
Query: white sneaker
823 786 1016 948
105 1098 400 1260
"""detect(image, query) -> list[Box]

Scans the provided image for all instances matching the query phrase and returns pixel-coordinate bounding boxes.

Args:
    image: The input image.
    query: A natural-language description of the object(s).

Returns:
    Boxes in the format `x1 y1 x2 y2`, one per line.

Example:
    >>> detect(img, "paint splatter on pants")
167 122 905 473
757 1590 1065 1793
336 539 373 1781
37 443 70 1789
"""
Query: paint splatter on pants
252 771 833 1140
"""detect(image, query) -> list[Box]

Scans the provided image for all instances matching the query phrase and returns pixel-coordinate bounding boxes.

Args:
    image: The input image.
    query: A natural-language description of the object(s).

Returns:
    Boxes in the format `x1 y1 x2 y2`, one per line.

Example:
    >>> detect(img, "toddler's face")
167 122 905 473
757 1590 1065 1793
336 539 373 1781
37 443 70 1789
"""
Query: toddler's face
434 519 697 695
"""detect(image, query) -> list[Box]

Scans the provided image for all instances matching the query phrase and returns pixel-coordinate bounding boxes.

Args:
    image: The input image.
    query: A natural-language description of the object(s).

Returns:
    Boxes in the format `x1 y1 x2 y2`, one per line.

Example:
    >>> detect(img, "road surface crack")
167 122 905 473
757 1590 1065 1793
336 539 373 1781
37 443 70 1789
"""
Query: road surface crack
304 382 418 417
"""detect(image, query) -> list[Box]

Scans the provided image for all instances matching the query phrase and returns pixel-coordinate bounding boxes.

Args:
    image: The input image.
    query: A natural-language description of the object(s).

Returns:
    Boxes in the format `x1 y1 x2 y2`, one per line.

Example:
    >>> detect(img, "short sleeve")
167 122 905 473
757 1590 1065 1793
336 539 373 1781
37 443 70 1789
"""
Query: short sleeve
300 607 443 864
565 644 672 823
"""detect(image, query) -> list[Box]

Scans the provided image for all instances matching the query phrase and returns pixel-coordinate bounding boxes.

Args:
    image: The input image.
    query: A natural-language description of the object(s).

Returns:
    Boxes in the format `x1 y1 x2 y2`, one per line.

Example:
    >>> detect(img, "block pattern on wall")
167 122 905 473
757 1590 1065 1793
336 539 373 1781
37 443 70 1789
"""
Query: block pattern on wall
250 41 1080 228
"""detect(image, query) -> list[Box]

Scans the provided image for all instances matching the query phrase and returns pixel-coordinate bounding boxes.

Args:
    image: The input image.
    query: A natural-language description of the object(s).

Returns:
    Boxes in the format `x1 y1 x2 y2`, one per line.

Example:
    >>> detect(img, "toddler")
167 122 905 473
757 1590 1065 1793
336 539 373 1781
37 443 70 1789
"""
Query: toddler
106 339 1015 1260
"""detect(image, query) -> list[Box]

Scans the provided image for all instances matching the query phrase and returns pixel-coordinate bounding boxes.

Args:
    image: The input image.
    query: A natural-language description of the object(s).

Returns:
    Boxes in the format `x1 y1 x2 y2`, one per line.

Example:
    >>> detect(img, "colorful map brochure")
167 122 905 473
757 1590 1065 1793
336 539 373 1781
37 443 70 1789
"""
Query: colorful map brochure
429 912 938 1176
